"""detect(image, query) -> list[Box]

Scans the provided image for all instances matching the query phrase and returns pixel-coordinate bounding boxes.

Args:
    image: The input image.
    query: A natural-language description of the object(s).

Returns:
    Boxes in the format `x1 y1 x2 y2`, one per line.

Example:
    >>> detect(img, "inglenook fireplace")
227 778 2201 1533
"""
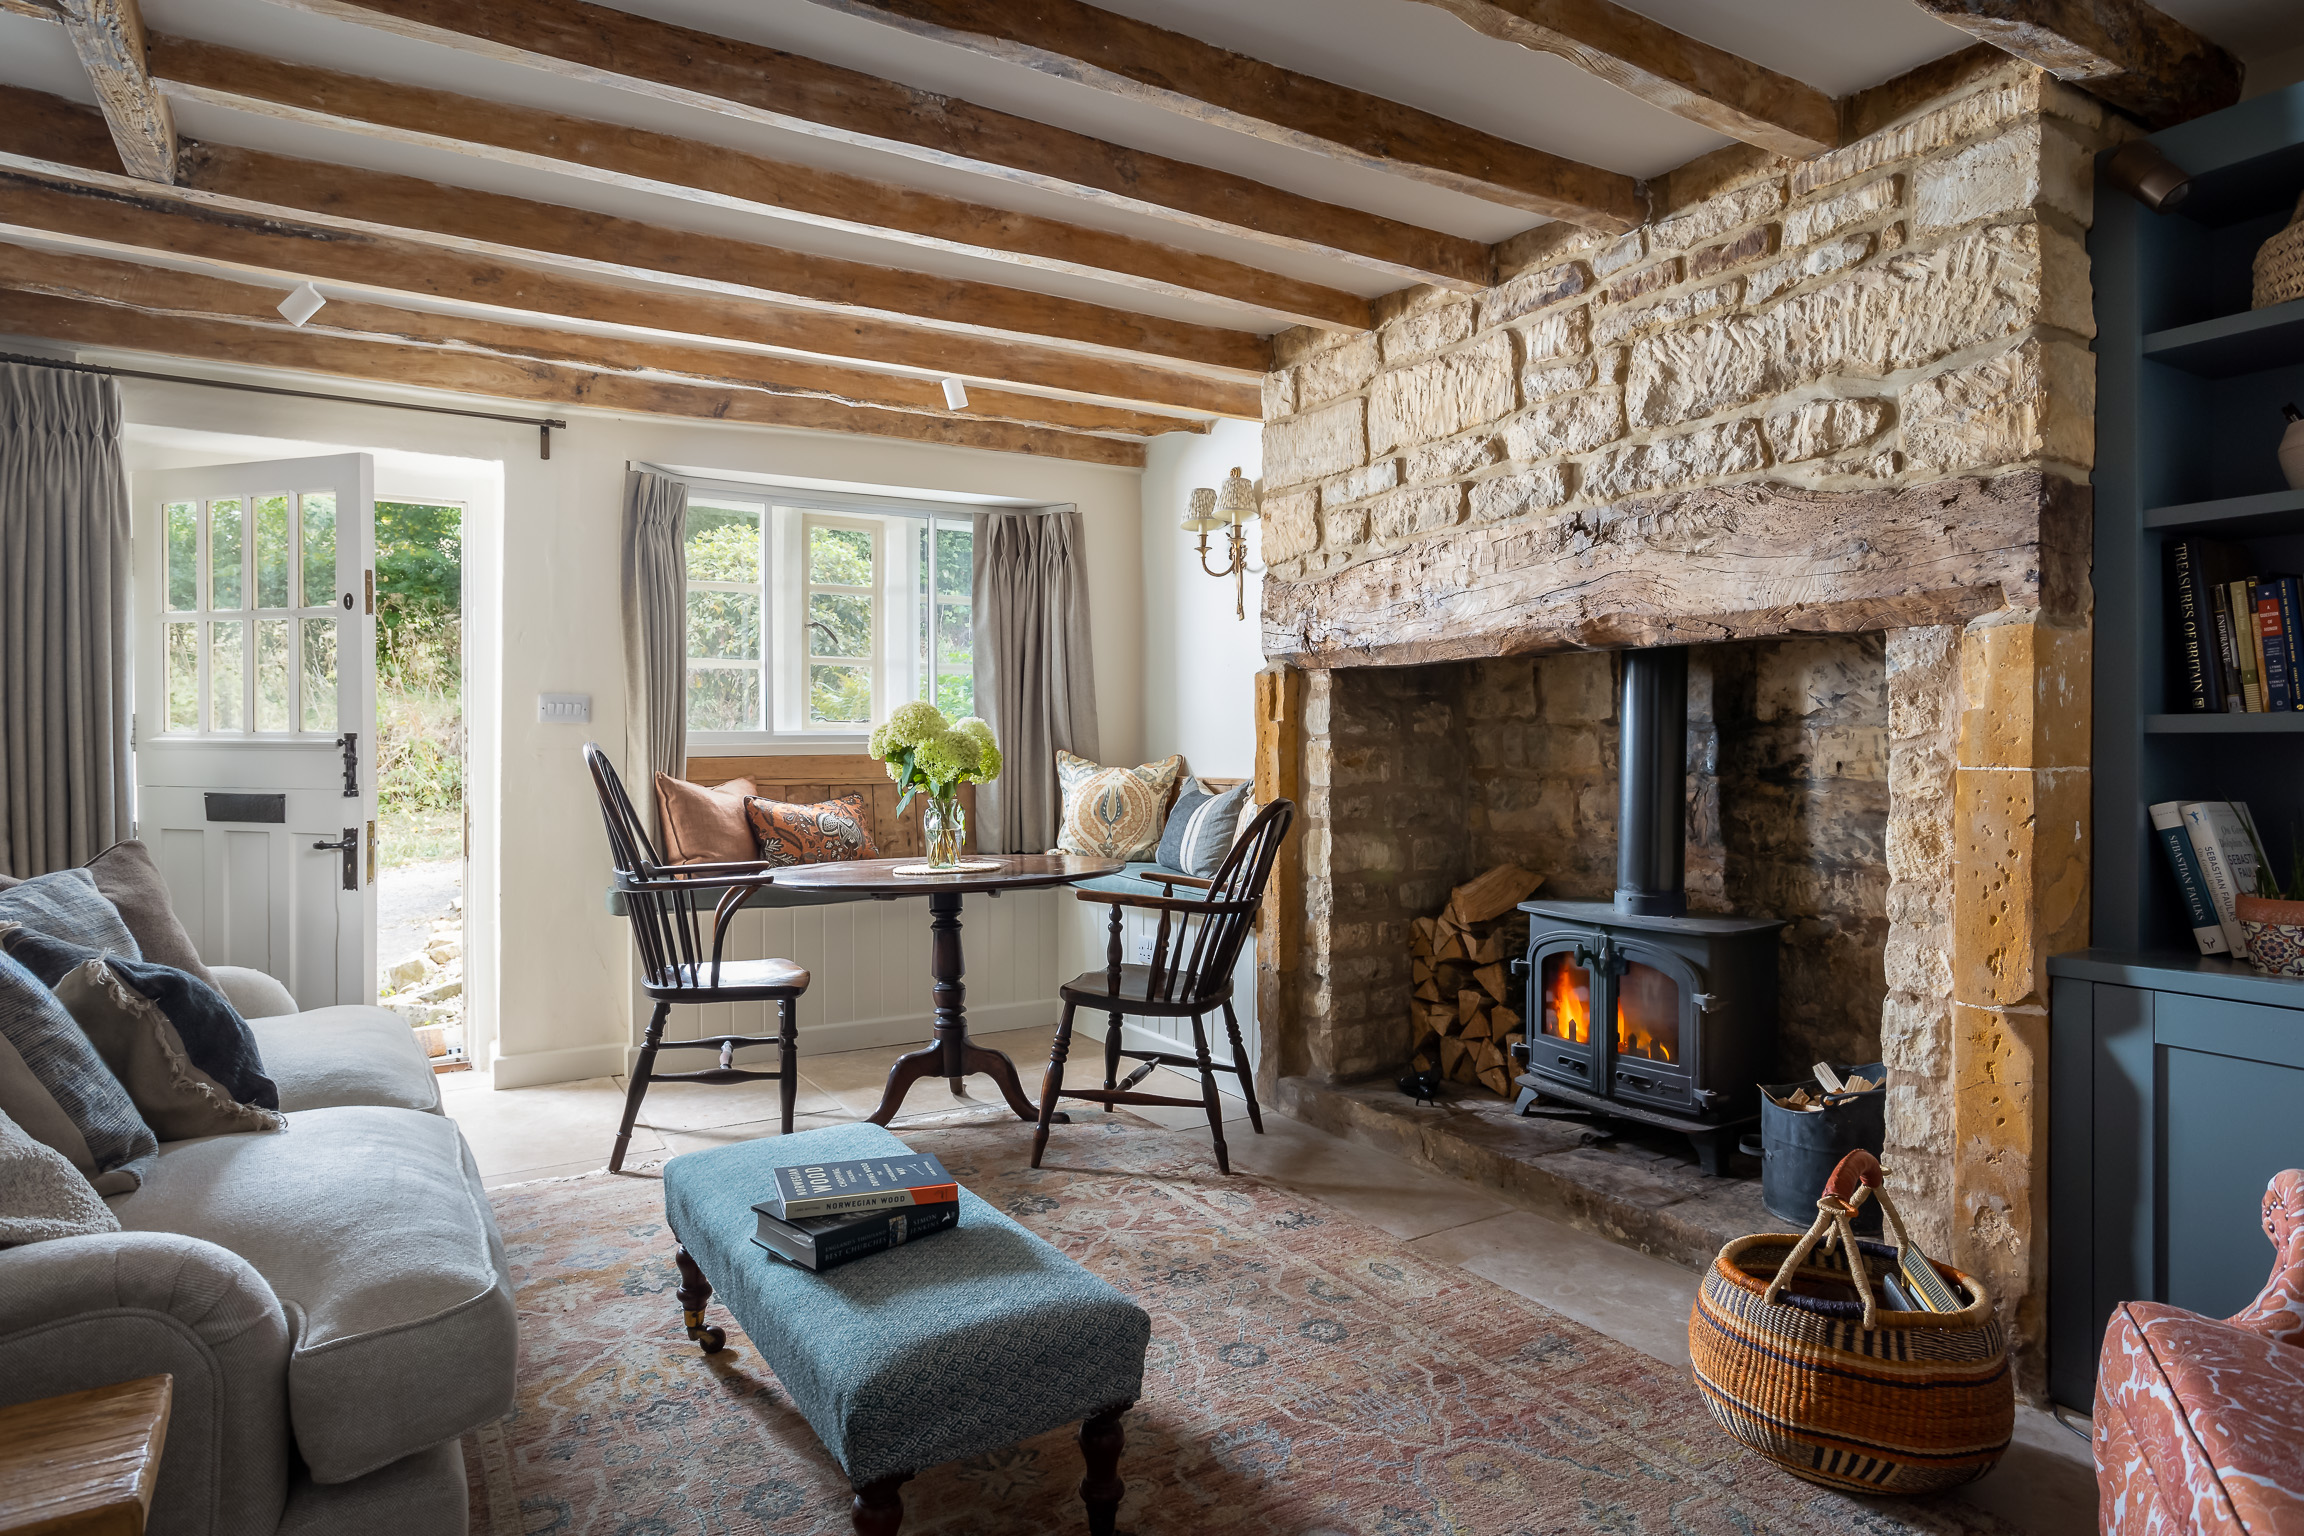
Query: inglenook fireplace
1509 646 1783 1174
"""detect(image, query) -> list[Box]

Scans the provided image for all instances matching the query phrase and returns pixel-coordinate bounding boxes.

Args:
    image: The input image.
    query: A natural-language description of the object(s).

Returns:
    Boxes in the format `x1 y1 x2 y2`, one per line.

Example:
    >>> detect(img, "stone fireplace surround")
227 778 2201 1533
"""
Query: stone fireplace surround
1247 52 2107 1392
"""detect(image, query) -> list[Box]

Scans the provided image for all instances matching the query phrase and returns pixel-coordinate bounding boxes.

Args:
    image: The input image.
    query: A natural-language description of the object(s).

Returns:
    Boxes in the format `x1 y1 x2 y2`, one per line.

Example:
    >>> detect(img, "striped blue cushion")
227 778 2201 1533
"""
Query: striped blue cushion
0 949 155 1190
1155 779 1252 879
0 869 140 959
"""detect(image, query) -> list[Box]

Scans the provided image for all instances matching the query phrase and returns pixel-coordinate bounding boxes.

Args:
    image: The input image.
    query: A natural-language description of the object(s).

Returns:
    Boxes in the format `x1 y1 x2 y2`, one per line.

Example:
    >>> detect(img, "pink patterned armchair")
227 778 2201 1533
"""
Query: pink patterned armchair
2097 1170 2304 1534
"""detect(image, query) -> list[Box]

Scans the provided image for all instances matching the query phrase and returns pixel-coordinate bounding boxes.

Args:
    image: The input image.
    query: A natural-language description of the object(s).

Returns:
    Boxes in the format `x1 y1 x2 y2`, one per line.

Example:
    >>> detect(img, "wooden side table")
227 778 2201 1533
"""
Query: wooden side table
0 1375 173 1536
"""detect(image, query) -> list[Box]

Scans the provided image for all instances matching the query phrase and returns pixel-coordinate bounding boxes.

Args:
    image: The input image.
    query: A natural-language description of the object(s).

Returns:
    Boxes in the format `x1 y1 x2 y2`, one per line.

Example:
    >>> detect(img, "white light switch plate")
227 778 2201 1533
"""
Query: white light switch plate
538 692 591 723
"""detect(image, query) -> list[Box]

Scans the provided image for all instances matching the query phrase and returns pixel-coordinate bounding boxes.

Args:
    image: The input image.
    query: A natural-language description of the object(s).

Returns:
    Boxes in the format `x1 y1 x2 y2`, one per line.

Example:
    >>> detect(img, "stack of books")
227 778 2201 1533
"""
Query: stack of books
2165 539 2302 713
751 1149 959 1273
2151 799 2267 956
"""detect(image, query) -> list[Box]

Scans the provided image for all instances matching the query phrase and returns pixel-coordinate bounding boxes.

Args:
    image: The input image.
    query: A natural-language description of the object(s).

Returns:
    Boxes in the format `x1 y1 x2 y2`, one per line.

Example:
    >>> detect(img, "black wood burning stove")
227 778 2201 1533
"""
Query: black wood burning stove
1508 646 1783 1174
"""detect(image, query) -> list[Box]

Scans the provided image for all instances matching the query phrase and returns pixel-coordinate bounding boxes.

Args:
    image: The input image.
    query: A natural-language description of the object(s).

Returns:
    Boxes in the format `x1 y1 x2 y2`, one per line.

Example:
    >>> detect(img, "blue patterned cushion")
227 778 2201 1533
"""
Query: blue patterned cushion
0 949 156 1192
1155 779 1252 878
664 1122 1149 1486
0 869 140 959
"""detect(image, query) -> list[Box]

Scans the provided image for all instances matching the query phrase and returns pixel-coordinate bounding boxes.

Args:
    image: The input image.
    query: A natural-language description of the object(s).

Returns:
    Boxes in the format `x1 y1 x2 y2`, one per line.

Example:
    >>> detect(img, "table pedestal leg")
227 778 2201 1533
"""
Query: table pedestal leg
868 890 1043 1126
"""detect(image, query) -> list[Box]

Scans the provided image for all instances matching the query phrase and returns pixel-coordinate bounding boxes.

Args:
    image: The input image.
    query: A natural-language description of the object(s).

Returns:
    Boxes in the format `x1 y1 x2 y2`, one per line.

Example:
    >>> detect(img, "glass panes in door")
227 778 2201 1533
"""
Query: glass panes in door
161 490 343 735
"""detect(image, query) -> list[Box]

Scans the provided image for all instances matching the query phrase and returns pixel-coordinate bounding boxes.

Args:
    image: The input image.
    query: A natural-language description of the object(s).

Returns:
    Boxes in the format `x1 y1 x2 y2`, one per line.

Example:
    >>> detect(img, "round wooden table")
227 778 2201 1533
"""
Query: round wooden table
769 853 1125 1126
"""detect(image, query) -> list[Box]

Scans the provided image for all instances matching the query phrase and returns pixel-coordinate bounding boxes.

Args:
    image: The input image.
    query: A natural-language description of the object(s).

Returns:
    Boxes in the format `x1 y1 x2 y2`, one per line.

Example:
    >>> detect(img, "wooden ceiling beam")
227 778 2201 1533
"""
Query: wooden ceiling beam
0 240 1205 439
274 0 1516 282
54 0 175 180
803 0 1643 226
0 0 58 17
1 290 1149 465
1904 0 2240 128
0 90 1261 417
140 36 1369 334
1409 0 1839 157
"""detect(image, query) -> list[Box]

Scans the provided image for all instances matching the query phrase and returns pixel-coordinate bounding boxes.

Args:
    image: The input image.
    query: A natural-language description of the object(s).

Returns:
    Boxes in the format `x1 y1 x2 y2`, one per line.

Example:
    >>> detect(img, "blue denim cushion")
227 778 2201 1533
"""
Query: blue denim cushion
0 948 156 1189
1 927 278 1111
663 1122 1149 1487
0 868 140 959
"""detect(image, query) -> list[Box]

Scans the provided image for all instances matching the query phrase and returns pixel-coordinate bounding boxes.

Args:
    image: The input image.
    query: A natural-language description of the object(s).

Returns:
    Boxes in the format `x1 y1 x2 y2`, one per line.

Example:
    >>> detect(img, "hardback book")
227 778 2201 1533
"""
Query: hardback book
2255 576 2300 712
2165 539 2234 711
2280 578 2304 709
2229 580 2266 712
2151 801 2232 955
2180 800 2265 957
756 1150 957 1221
753 1200 959 1272
2212 595 2246 709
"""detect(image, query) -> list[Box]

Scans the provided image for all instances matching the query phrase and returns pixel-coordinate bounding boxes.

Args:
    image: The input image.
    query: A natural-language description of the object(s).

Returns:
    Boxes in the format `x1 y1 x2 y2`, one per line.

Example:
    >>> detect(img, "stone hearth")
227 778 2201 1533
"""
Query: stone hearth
1249 53 2106 1395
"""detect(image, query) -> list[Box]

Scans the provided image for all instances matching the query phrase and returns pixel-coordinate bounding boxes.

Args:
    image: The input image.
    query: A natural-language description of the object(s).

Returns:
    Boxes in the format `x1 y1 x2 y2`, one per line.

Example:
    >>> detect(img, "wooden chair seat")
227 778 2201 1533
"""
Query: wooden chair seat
651 957 811 1000
1034 799 1295 1176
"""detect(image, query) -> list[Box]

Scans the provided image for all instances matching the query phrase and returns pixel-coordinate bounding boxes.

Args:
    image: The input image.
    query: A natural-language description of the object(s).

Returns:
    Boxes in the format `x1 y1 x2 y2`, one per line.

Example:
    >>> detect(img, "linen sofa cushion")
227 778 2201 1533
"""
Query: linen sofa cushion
107 1104 517 1484
0 1107 120 1245
247 1005 441 1114
209 964 298 1021
1055 750 1182 860
49 960 285 1142
1 927 278 1111
0 1025 101 1178
0 868 140 958
0 950 154 1193
664 1121 1150 1488
745 792 878 866
85 841 217 986
1155 778 1253 878
655 773 758 864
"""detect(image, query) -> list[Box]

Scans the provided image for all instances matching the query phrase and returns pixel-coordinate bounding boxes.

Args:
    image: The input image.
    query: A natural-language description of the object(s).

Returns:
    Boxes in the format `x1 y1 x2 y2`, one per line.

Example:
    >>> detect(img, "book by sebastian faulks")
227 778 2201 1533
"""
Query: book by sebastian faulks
757 1150 957 1221
752 1200 960 1273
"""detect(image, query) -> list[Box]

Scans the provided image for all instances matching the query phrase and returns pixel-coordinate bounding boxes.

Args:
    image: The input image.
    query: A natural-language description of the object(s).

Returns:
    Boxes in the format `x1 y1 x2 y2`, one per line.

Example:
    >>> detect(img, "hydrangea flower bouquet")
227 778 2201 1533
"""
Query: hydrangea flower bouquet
868 702 1003 868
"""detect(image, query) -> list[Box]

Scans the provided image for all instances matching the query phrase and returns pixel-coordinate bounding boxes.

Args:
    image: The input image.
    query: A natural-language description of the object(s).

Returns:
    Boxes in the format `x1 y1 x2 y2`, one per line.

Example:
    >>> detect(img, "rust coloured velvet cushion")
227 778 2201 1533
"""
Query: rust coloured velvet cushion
745 794 877 867
654 774 758 865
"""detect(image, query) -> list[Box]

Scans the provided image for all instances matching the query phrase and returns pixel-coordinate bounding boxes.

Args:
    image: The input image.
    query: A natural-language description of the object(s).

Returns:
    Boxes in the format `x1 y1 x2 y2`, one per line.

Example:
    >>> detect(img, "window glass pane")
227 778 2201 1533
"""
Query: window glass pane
938 599 972 671
165 622 198 732
686 504 760 583
935 523 971 599
166 502 198 611
210 499 243 610
687 589 760 660
809 663 871 726
807 592 872 657
808 525 872 587
301 617 337 732
686 666 760 732
255 494 291 608
934 671 973 719
300 492 336 608
256 619 291 731
209 620 243 730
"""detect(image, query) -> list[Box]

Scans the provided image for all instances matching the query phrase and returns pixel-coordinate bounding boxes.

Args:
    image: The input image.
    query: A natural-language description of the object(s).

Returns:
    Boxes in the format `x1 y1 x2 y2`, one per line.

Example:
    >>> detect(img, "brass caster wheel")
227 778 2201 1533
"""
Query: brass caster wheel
695 1326 726 1355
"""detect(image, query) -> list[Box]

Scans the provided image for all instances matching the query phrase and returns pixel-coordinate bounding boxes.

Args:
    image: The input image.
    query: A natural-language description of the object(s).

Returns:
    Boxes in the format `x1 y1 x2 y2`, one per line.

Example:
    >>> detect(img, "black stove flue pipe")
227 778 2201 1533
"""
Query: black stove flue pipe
1614 645 1688 918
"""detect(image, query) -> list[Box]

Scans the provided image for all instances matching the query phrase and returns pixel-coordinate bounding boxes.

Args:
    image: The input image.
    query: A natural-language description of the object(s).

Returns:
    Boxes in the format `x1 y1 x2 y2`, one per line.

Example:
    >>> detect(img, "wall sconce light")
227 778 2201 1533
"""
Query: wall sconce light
277 282 327 326
1183 466 1262 621
2105 140 2191 213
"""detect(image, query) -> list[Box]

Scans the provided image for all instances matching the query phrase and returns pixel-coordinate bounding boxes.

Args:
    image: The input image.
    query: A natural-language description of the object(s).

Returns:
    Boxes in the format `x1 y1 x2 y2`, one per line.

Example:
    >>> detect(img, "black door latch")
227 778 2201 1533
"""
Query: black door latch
312 828 358 891
336 733 359 798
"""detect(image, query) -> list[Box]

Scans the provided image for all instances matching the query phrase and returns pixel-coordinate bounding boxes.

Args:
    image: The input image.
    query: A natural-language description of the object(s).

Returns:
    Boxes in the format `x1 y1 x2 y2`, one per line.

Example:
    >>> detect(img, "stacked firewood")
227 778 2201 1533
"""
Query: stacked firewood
1406 865 1544 1096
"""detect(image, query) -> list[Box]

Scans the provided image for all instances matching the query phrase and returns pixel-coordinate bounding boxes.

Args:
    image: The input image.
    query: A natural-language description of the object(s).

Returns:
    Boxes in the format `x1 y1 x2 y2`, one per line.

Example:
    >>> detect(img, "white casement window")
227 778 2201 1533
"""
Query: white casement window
159 488 342 735
683 489 974 743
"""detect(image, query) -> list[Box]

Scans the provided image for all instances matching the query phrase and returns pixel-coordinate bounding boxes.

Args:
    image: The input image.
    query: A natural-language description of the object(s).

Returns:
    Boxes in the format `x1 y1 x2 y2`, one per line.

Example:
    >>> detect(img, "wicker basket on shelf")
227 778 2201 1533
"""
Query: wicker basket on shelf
1689 1150 2014 1495
2256 190 2304 309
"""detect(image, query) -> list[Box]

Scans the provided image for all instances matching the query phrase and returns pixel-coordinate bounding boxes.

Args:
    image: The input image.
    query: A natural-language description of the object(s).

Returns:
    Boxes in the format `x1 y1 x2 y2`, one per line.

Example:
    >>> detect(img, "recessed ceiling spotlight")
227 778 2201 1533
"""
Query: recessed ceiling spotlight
277 282 326 326
941 376 970 410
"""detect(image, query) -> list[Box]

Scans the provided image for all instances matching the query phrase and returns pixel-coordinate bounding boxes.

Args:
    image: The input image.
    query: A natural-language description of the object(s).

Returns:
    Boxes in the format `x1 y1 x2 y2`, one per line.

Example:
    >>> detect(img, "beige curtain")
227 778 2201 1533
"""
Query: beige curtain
620 469 687 839
0 363 131 877
973 506 1099 853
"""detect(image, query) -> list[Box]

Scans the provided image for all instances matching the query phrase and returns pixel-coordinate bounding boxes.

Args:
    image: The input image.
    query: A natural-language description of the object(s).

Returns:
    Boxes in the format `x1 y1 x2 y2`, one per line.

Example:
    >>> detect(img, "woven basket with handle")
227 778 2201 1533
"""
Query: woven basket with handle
2257 191 2304 310
1688 1149 2014 1495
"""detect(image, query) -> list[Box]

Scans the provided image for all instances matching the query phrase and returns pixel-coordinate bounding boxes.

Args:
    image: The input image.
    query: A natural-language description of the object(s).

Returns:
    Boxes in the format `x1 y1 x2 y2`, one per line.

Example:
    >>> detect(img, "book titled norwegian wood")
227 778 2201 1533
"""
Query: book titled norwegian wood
752 1200 960 1272
756 1151 957 1220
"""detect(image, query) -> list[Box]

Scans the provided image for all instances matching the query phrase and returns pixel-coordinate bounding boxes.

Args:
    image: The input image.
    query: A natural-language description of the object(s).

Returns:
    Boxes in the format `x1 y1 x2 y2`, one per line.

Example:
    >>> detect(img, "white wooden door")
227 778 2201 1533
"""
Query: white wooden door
133 455 376 1009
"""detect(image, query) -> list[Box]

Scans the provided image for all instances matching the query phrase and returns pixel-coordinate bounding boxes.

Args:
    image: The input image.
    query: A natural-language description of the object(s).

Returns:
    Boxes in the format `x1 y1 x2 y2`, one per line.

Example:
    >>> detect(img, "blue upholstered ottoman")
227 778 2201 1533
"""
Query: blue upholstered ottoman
661 1122 1151 1535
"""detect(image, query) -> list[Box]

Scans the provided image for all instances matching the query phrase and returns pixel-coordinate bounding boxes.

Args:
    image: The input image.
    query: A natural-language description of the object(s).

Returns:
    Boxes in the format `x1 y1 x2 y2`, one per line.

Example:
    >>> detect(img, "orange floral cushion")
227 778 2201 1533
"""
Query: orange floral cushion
745 794 878 867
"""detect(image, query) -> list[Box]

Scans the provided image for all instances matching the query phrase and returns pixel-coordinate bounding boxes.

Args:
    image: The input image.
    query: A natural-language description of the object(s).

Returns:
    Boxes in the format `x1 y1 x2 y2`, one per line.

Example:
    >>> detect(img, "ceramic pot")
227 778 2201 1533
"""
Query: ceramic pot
2282 419 2304 491
2236 894 2304 978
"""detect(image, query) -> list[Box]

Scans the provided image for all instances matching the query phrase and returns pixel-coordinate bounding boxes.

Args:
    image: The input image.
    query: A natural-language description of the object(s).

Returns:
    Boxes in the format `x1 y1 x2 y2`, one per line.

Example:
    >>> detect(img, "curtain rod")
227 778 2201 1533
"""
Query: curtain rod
0 351 569 459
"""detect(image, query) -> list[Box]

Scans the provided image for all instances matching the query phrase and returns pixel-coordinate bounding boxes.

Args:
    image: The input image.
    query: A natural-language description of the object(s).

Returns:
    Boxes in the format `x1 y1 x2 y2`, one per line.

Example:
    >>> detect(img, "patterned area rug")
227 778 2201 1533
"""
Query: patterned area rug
464 1114 2020 1535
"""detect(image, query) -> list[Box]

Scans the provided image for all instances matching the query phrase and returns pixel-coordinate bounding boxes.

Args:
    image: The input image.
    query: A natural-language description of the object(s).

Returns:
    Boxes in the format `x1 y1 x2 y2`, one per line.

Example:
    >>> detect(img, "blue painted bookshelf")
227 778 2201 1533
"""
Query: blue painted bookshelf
2049 82 2304 1412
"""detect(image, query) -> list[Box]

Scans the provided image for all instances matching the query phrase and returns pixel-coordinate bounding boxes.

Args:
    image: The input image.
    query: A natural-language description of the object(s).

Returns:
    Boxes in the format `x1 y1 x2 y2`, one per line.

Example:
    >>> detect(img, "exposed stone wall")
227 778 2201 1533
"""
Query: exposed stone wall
1257 58 2104 585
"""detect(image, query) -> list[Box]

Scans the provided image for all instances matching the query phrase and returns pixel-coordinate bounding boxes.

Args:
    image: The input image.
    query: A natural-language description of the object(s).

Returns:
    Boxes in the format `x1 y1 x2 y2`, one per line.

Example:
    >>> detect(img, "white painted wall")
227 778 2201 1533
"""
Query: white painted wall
84 354 1146 1089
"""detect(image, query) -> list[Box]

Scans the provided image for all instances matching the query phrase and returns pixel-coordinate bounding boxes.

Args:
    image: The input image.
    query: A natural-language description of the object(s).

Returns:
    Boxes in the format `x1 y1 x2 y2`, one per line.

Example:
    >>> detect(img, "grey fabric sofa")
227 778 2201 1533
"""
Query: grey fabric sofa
0 966 514 1536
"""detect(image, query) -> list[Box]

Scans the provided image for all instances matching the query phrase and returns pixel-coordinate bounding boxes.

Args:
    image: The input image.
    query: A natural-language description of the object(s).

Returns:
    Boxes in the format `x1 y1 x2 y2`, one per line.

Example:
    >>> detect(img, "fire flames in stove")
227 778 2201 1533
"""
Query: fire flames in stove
1544 958 1592 1044
1542 954 1677 1063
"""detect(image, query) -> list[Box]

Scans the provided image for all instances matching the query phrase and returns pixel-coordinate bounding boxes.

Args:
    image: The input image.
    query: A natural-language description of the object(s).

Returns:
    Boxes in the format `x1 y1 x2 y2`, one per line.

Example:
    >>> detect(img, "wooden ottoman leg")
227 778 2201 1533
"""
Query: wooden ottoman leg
850 1473 910 1535
1080 1403 1129 1536
673 1244 725 1354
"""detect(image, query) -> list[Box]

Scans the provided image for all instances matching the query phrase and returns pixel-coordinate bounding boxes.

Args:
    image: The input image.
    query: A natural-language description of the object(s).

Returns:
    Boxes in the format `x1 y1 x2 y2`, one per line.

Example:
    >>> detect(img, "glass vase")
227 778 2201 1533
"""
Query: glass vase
923 797 966 869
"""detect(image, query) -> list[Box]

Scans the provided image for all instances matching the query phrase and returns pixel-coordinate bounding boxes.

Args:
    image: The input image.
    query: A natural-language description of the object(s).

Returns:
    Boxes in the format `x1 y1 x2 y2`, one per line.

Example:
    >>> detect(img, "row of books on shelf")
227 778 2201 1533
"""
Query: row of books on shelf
2165 538 2303 712
751 1149 959 1273
2152 800 2272 957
